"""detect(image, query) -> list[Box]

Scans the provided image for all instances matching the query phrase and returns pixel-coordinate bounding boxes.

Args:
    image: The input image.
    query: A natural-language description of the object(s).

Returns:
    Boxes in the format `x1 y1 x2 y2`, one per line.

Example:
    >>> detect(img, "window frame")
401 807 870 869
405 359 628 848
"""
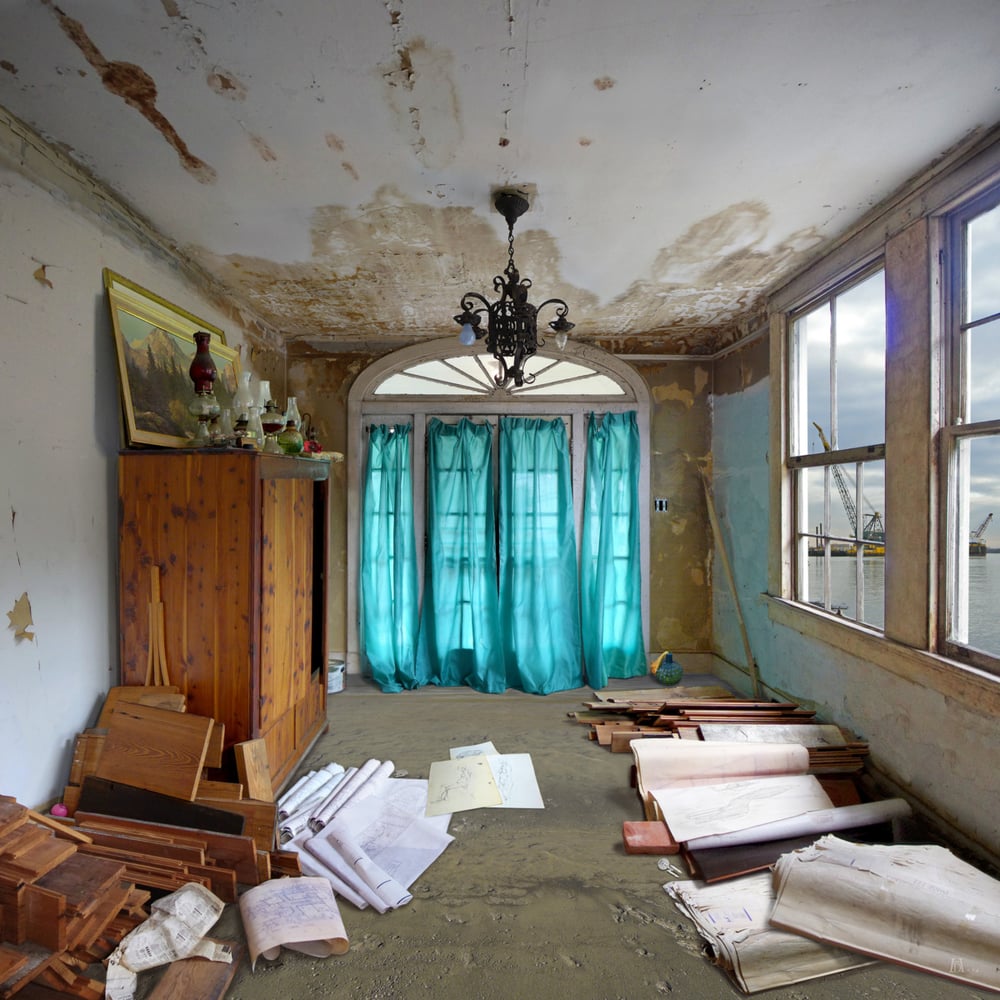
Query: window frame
767 130 1000 693
938 186 1000 673
785 263 888 631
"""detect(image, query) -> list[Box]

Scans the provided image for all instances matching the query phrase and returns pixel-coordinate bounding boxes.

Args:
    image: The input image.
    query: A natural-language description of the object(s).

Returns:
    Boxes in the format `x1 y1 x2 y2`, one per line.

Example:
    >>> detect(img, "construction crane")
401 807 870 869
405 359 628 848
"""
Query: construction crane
970 512 993 557
812 422 885 551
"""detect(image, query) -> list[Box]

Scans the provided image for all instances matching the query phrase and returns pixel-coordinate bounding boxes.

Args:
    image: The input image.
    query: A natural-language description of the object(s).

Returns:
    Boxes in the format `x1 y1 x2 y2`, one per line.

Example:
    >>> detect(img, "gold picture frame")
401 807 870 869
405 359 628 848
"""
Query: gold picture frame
104 269 240 448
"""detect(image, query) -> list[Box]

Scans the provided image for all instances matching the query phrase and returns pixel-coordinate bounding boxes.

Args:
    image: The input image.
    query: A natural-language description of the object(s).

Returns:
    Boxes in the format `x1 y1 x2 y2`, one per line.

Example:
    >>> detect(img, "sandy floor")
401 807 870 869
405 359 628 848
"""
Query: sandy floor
181 676 984 1000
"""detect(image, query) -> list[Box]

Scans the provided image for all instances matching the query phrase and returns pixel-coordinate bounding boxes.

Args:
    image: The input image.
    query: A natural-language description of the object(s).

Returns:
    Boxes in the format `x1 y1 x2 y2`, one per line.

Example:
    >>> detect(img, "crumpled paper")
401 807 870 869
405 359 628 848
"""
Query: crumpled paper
105 882 233 1000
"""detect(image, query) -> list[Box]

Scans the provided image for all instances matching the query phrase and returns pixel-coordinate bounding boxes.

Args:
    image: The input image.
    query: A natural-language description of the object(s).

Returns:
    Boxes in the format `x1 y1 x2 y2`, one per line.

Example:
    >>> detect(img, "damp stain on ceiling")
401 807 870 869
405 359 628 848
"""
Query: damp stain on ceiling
1 0 998 356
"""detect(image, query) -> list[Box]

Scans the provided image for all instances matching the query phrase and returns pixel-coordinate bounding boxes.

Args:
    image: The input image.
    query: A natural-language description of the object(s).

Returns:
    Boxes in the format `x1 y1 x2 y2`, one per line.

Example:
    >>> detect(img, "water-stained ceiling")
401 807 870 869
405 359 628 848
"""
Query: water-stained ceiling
1 0 999 356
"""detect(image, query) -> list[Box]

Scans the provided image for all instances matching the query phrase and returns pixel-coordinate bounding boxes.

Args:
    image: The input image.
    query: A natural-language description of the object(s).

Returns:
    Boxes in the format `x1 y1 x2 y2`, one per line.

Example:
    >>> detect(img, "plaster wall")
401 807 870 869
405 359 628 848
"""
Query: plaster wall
0 155 259 807
637 358 714 654
288 350 716 667
286 351 362 661
711 339 1000 862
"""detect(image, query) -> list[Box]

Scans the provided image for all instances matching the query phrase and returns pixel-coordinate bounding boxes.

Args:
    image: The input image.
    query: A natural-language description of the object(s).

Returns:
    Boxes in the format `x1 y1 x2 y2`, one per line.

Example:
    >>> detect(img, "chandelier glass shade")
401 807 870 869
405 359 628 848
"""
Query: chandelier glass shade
455 191 574 388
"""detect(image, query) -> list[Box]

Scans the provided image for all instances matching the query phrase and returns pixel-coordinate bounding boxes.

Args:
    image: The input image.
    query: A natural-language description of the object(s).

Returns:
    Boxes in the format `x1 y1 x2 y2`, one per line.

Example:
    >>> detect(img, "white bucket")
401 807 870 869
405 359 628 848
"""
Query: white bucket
327 658 345 694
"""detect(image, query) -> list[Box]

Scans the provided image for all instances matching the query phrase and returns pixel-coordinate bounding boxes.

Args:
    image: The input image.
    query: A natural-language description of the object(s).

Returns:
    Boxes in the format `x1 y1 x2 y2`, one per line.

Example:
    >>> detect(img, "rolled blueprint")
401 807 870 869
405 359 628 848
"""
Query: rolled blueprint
683 798 911 852
308 759 394 832
278 764 344 819
307 766 360 832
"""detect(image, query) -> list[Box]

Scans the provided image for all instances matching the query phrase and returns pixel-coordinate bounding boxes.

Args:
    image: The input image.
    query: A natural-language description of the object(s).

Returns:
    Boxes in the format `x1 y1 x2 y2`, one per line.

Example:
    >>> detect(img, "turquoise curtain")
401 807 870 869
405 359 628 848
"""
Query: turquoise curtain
581 411 647 687
499 417 584 694
360 424 419 692
416 419 506 692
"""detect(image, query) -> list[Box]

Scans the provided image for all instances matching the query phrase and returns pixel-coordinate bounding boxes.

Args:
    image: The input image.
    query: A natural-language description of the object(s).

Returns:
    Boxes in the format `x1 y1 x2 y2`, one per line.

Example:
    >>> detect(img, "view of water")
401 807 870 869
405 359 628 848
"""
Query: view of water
807 556 1000 653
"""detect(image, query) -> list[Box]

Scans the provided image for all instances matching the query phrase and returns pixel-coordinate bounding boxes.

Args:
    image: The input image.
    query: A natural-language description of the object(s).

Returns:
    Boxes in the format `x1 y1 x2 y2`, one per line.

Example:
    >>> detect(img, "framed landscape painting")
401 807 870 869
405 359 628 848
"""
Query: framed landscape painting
104 269 240 448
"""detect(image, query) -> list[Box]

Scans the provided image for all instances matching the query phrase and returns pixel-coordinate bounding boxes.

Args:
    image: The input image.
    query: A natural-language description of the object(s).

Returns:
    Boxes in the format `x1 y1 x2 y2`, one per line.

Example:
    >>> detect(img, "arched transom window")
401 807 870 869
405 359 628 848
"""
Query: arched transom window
345 340 651 673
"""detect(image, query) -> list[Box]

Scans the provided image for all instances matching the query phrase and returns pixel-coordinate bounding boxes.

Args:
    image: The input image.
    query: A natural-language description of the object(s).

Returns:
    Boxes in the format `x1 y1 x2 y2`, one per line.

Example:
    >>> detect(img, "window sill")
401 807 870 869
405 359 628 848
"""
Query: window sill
763 594 1000 716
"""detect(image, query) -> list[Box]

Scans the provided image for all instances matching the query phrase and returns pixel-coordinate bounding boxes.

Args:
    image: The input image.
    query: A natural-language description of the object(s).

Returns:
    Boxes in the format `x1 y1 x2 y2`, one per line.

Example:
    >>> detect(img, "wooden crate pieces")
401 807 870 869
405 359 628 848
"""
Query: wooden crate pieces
0 796 148 1000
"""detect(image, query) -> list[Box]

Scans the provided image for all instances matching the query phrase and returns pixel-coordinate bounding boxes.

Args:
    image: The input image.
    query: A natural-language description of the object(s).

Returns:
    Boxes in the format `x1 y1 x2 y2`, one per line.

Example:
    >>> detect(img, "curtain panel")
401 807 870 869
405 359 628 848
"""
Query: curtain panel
359 424 419 691
499 417 584 694
581 411 647 686
415 418 506 692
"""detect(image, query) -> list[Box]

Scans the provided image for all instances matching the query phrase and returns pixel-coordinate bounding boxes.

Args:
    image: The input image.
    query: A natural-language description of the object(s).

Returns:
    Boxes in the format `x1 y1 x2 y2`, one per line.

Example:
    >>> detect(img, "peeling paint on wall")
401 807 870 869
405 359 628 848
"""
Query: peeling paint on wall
379 38 461 170
652 383 696 409
206 68 247 100
7 592 35 642
43 0 216 183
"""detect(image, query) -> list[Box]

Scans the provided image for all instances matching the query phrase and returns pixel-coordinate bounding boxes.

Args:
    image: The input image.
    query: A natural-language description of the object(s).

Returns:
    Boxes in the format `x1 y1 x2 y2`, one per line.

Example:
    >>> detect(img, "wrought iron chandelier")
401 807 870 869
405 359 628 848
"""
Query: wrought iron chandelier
454 190 574 388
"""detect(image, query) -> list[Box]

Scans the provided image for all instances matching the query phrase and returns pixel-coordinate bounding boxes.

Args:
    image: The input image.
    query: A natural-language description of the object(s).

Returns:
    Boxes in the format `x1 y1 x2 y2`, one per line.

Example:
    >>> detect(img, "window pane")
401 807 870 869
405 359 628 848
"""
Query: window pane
794 270 885 456
955 436 1000 654
801 304 832 455
968 317 1000 424
834 271 886 450
796 459 884 630
805 556 885 629
802 467 853 543
967 201 1000 323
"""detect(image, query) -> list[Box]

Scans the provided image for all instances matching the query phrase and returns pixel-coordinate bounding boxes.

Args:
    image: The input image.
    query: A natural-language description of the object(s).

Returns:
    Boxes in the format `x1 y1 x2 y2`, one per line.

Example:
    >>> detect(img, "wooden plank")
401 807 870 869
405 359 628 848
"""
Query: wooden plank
96 686 183 729
78 778 244 836
197 781 243 801
37 955 104 1000
0 946 28 984
0 823 50 859
75 828 207 864
204 722 225 770
73 812 258 887
187 864 238 903
0 836 77 883
67 732 106 787
269 850 301 878
146 941 242 1000
0 942 55 1000
622 820 681 855
25 811 91 845
35 854 126 918
234 739 273 802
195 798 277 853
95 704 213 801
0 798 30 834
610 730 673 753
23 884 67 951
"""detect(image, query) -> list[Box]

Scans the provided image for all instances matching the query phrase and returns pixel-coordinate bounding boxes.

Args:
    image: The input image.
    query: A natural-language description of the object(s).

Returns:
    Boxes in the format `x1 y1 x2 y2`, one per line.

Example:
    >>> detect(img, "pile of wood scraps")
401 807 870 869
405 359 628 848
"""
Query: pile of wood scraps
58 688 297 901
0 796 148 999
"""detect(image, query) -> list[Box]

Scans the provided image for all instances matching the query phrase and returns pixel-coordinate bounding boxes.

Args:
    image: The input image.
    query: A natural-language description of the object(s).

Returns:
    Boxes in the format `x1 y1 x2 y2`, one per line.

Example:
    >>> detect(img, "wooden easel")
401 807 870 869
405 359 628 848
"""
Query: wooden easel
144 565 171 686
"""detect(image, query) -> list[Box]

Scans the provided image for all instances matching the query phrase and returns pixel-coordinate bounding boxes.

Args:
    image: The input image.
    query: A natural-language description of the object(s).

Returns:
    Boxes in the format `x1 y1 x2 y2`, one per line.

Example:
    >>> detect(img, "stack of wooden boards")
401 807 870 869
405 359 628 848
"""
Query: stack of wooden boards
60 687 300 901
570 687 892 880
571 689 870 773
0 796 149 999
